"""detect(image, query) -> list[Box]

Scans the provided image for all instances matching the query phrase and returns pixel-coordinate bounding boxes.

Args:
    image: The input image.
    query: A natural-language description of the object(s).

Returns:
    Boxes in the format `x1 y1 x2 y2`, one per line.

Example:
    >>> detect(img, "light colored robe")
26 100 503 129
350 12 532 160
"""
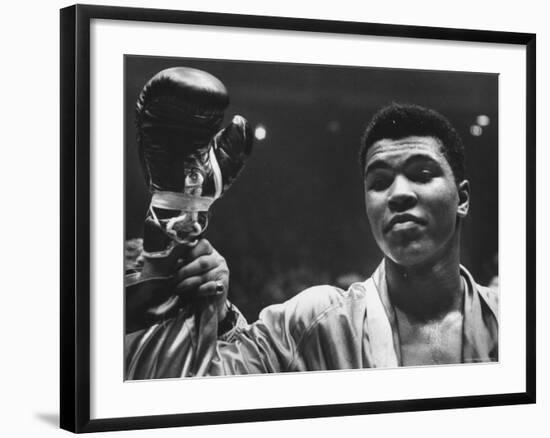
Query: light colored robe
125 261 498 380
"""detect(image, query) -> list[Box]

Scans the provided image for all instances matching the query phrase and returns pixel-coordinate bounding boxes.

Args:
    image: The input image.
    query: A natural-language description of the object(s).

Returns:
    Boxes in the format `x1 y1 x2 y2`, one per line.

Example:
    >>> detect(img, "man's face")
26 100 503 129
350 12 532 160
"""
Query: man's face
363 136 469 267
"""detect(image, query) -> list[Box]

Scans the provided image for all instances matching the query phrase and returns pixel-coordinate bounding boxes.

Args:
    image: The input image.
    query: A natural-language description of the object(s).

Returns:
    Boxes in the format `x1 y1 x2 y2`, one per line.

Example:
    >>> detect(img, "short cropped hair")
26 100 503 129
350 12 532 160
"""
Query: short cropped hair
359 103 465 183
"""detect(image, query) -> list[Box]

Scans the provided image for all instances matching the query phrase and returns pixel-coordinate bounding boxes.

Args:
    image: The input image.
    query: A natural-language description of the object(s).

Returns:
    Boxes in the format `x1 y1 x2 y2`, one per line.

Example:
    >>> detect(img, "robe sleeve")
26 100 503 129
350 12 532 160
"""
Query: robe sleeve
124 285 343 379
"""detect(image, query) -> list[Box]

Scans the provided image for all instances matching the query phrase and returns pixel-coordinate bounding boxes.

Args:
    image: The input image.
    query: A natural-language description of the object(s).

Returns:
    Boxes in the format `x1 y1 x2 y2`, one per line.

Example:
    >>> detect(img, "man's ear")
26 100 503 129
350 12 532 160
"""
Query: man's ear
457 180 470 218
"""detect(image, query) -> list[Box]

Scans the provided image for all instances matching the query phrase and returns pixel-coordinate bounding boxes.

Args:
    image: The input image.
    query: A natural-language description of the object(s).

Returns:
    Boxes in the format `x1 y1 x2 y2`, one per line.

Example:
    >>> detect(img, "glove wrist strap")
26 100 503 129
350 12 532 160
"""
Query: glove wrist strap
150 191 214 212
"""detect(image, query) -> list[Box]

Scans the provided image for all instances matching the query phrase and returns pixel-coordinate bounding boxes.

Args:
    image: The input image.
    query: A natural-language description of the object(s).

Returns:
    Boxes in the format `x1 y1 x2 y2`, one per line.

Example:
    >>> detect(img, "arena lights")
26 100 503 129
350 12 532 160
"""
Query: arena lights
476 115 490 127
254 124 267 141
470 125 483 136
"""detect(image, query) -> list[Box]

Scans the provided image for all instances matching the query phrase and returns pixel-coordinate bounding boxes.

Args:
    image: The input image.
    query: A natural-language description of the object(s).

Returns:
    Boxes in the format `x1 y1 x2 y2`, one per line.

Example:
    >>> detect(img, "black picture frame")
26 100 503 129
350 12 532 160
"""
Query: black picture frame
60 4 536 433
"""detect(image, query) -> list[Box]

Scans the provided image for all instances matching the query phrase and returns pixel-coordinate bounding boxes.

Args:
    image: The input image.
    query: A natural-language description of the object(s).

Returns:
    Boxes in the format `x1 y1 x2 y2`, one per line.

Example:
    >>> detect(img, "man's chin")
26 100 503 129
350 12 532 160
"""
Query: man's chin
385 245 434 268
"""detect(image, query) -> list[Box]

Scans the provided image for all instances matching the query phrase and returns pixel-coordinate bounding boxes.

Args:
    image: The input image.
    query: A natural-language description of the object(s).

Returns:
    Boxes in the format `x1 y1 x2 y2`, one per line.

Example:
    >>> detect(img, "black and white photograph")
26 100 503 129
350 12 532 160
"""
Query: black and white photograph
54 3 537 434
123 56 499 380
1 0 546 435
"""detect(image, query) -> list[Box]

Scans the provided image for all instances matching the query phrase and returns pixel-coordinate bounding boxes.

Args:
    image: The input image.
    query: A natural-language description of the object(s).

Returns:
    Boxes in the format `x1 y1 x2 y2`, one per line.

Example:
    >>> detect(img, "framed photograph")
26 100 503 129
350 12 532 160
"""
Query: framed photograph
60 4 536 433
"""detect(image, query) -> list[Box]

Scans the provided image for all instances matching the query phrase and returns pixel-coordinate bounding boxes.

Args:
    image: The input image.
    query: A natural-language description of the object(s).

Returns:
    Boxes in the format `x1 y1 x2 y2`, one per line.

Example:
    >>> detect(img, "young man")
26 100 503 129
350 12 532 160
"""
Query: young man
125 103 498 379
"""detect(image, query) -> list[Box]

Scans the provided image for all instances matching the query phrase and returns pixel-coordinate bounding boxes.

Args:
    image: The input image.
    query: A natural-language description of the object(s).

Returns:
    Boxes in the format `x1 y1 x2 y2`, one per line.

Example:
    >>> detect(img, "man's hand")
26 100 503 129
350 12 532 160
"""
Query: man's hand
173 239 230 321
125 238 230 333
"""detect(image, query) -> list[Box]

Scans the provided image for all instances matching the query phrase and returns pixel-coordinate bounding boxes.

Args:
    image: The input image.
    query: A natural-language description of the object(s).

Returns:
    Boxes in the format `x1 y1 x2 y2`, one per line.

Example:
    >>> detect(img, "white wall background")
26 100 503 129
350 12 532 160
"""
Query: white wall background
0 0 546 437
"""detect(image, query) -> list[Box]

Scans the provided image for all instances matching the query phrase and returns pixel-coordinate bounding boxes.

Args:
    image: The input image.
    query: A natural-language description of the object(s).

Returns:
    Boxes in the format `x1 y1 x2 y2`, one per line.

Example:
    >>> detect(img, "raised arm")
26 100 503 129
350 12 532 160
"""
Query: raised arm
125 237 365 379
124 239 304 379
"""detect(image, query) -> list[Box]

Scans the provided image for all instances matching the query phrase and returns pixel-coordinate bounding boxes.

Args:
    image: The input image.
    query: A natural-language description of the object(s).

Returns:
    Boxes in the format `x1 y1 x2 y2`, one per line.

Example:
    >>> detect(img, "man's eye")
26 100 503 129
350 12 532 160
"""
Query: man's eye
368 175 392 191
411 168 434 183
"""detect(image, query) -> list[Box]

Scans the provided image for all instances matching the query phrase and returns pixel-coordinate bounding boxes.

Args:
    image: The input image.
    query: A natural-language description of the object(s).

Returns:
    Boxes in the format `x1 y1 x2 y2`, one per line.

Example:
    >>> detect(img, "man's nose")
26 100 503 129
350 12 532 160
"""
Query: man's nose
388 175 417 212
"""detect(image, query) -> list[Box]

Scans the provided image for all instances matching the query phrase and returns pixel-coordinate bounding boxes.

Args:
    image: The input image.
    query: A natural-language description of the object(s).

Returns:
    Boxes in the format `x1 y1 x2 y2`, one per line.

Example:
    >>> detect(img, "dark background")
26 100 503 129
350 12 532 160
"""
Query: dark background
125 55 498 321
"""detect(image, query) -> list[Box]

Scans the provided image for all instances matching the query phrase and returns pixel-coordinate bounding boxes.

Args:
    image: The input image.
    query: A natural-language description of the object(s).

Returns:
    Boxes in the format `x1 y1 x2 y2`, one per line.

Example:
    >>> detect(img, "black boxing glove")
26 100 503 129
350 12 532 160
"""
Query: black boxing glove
135 67 253 255
126 67 253 332
137 67 228 194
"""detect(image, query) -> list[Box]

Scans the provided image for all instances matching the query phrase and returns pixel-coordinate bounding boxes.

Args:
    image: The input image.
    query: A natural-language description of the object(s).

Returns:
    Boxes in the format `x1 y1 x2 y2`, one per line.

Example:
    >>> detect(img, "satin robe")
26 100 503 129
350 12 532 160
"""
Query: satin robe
125 261 498 380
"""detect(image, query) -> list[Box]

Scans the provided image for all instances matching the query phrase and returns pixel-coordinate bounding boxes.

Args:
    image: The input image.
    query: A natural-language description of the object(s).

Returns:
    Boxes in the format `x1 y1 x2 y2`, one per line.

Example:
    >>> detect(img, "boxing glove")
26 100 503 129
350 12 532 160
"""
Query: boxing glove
126 67 253 332
136 67 253 255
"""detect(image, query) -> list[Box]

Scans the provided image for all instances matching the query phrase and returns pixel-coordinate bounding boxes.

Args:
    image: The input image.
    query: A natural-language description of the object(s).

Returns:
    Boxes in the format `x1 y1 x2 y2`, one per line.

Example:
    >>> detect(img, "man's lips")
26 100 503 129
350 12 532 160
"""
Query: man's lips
384 213 426 233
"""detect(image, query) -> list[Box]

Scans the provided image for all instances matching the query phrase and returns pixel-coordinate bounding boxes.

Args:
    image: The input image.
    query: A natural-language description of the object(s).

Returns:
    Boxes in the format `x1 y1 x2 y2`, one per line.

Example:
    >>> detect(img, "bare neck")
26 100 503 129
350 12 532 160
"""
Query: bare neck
385 237 464 322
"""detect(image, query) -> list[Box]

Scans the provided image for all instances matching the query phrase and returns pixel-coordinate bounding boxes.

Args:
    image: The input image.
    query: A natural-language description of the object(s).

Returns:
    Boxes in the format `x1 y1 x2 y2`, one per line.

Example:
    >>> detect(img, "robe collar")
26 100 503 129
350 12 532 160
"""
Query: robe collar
362 260 498 367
